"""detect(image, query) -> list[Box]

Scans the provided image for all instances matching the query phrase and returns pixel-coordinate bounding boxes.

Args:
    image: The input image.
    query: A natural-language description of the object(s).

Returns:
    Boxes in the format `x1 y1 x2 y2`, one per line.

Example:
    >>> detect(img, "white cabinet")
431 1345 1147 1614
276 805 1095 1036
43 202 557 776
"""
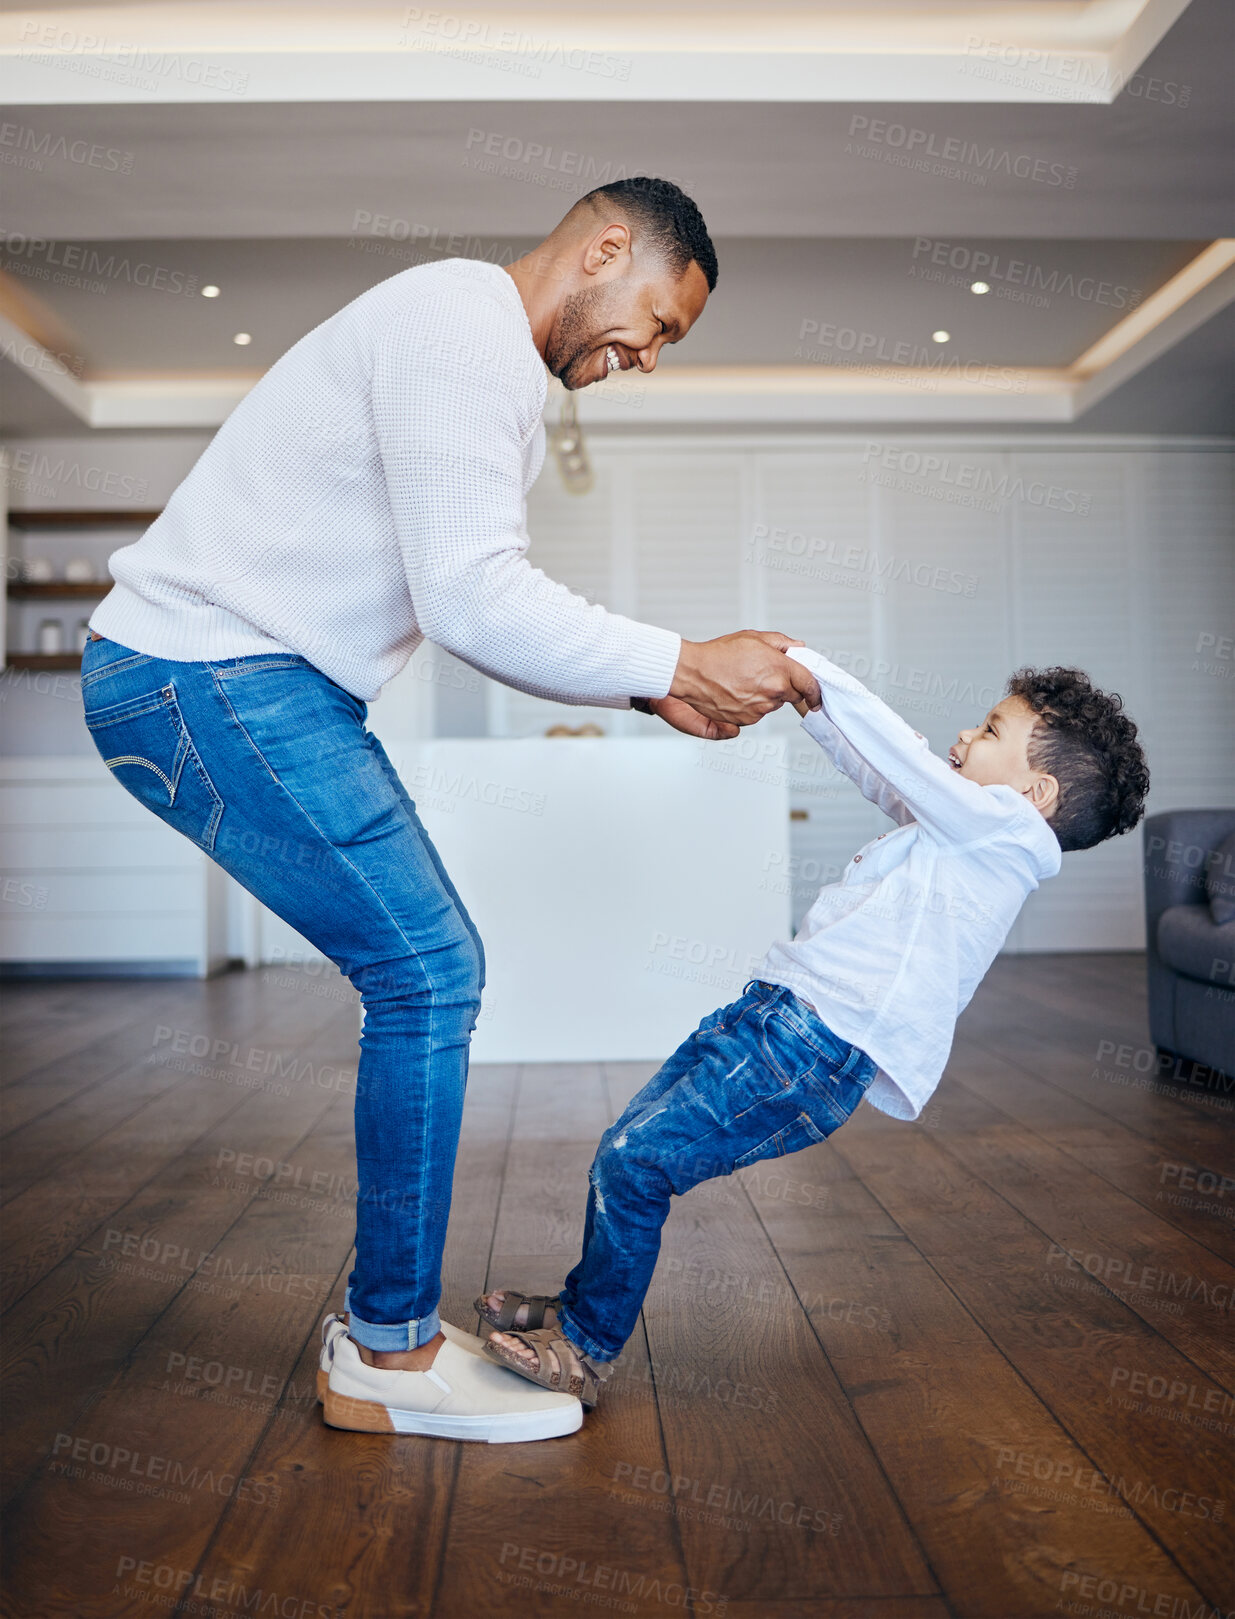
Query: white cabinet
0 756 229 976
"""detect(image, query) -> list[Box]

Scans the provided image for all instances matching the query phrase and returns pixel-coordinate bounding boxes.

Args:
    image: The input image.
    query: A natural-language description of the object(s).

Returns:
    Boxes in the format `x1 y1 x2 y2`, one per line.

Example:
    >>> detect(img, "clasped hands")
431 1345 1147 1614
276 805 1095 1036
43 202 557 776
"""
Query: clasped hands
641 630 823 741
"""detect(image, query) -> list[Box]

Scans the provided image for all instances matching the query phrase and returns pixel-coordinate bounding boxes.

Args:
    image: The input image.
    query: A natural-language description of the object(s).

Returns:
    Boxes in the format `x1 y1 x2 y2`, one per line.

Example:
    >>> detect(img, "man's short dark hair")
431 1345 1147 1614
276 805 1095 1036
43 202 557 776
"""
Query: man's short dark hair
578 176 718 292
1005 666 1149 853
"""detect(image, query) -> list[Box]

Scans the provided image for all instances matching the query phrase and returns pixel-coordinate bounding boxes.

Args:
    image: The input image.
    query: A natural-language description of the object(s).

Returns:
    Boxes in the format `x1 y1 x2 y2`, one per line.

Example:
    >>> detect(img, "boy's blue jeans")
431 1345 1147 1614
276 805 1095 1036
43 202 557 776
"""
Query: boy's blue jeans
557 980 877 1363
80 635 483 1352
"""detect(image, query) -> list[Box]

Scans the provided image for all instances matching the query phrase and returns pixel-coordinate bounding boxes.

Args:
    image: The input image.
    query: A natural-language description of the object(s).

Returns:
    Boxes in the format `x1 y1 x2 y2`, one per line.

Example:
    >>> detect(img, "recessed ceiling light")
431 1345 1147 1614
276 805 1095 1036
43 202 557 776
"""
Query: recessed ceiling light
932 330 950 343
233 332 252 346
201 284 220 298
970 281 991 295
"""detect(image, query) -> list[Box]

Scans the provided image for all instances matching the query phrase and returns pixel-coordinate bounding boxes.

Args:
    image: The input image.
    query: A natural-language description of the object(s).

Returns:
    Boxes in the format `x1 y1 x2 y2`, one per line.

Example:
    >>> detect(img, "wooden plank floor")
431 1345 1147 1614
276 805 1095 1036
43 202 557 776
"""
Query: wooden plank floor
1 953 1231 1619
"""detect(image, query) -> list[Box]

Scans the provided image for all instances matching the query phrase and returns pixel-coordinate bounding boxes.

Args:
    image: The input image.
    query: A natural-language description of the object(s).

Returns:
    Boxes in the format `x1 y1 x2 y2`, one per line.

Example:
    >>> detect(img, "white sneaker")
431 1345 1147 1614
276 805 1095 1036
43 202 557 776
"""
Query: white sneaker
322 1329 582 1441
315 1312 486 1403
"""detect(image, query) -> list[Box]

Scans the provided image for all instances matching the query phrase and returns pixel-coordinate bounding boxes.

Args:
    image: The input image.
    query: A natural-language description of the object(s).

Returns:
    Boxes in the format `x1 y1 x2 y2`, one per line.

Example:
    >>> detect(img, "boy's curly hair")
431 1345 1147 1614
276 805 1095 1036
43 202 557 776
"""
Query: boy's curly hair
1005 666 1150 853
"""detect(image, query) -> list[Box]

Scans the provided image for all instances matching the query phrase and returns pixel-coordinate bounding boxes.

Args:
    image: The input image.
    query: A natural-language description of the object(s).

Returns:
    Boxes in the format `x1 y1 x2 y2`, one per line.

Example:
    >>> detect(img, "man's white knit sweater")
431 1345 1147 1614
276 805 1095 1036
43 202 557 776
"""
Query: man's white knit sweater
90 257 683 705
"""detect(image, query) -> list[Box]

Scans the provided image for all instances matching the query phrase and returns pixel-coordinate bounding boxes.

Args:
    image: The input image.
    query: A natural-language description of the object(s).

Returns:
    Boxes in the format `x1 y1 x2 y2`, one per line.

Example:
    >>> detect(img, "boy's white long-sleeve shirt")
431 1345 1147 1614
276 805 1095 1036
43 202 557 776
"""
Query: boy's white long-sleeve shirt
89 257 682 705
757 646 1062 1120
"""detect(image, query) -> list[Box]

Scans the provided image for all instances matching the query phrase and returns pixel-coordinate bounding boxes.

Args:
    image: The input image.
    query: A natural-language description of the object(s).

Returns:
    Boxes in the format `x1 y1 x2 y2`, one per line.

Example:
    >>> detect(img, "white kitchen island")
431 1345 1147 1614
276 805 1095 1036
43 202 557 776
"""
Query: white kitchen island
260 736 792 1063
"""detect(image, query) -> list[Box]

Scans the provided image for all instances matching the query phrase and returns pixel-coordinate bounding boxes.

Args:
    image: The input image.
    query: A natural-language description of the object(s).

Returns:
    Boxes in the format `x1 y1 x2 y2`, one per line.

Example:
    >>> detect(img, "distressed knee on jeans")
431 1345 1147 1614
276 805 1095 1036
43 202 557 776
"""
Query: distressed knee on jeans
593 1130 671 1208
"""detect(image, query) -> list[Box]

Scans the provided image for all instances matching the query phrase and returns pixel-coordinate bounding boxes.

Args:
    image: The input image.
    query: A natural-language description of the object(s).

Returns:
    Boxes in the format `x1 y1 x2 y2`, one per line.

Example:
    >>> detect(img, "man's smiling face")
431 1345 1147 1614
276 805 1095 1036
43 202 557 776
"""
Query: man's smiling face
545 240 710 391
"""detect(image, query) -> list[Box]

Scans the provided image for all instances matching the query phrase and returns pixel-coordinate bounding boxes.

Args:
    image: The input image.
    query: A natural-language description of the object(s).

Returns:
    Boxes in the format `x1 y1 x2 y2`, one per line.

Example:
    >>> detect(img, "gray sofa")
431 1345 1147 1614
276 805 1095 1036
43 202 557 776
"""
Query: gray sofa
1143 809 1235 1080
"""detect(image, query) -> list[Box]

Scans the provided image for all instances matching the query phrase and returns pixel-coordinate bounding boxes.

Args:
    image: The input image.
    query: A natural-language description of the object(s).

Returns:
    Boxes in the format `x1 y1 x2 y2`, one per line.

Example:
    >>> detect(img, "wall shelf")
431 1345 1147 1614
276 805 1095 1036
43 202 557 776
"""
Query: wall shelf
8 582 110 599
6 510 161 529
6 653 84 671
3 511 134 672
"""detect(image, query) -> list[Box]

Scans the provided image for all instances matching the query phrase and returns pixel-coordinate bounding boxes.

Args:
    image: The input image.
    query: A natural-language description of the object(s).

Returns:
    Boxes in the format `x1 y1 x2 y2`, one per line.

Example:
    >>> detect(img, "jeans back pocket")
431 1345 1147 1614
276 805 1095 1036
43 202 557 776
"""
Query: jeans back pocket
84 682 223 851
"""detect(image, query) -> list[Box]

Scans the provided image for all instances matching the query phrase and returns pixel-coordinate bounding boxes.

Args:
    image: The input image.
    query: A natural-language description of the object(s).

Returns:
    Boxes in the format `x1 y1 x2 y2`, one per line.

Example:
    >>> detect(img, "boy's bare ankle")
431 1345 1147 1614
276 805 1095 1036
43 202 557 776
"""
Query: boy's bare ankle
352 1330 445 1372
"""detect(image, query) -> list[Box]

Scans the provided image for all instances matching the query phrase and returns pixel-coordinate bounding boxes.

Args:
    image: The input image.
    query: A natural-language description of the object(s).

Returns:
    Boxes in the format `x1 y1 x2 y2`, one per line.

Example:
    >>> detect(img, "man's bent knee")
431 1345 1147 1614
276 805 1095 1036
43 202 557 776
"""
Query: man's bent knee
353 931 482 1011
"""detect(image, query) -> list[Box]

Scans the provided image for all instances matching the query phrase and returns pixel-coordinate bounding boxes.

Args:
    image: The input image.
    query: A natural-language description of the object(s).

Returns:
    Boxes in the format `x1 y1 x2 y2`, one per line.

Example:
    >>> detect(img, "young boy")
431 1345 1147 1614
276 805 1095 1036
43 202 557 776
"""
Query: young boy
475 645 1150 1409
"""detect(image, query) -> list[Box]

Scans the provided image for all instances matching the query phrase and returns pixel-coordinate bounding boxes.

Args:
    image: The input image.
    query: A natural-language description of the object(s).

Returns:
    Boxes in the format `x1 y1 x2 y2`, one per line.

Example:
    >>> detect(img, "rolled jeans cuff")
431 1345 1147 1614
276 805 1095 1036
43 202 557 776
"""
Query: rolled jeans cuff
555 1299 619 1365
343 1283 441 1351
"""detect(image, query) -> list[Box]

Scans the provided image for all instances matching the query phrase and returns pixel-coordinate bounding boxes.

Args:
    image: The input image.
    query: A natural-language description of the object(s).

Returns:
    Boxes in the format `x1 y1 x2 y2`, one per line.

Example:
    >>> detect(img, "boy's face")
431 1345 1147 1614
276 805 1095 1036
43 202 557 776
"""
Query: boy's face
949 695 1058 816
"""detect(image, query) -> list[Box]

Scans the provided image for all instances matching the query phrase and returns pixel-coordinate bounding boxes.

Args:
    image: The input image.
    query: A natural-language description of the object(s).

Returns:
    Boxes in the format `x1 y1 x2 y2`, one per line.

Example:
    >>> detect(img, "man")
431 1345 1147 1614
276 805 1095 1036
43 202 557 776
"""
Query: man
81 177 821 1442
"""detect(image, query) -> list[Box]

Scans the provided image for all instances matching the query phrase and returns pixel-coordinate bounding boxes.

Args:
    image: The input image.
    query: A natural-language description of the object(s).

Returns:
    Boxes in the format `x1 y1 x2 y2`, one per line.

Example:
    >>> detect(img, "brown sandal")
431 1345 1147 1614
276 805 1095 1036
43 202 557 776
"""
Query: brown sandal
473 1290 561 1332
483 1327 613 1410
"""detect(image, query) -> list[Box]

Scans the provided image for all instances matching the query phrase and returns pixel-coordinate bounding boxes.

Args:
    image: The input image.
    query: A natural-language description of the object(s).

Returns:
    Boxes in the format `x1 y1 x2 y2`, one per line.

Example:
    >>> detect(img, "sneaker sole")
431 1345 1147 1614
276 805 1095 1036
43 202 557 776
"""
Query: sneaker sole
321 1386 583 1441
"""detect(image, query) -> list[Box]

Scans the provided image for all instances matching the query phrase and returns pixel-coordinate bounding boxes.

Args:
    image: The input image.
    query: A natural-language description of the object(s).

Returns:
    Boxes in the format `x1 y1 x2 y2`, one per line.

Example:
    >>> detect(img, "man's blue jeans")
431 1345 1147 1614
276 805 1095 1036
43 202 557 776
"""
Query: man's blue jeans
557 980 877 1362
80 635 483 1351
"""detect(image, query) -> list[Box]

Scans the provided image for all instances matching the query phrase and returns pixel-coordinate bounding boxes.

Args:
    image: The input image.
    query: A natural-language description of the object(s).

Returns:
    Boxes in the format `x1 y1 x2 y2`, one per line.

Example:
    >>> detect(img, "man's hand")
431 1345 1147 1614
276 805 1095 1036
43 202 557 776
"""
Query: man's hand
637 694 739 741
669 631 822 729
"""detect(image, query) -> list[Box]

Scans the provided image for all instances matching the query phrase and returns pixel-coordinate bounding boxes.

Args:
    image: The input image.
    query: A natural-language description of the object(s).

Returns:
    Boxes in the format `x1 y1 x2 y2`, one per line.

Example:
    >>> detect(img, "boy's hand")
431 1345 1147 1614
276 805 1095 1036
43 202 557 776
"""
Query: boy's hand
792 696 812 719
670 631 822 728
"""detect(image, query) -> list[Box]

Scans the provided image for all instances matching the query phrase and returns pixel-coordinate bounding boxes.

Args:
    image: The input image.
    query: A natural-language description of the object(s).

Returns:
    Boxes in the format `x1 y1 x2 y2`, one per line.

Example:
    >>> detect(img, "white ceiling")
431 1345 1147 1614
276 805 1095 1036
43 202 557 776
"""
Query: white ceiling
1 87 1230 243
0 0 1231 435
0 0 1196 103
